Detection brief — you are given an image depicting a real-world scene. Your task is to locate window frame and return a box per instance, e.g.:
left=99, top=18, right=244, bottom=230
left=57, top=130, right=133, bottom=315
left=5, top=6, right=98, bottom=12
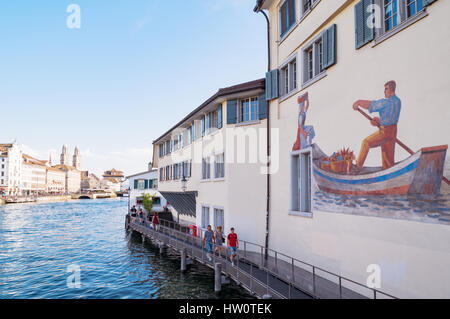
left=213, top=206, right=225, bottom=230
left=214, top=153, right=225, bottom=180
left=238, top=96, right=259, bottom=124
left=201, top=205, right=210, bottom=229
left=373, top=0, right=428, bottom=46
left=201, top=156, right=211, bottom=180
left=290, top=147, right=313, bottom=217
left=279, top=0, right=297, bottom=40
left=279, top=53, right=298, bottom=98
left=301, top=34, right=326, bottom=88
left=300, top=0, right=321, bottom=19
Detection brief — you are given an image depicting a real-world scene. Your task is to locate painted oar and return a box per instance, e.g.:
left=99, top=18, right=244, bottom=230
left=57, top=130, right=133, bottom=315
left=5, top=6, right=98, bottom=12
left=357, top=107, right=450, bottom=186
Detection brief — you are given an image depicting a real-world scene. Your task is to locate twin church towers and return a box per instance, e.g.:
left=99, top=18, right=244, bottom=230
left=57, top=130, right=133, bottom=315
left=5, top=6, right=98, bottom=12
left=60, top=145, right=81, bottom=170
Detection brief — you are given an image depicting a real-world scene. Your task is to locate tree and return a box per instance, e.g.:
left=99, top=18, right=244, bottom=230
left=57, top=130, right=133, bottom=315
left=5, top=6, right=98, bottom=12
left=141, top=193, right=153, bottom=213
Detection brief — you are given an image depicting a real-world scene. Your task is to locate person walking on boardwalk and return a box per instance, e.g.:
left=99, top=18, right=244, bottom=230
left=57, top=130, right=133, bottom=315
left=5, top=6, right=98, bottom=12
left=353, top=80, right=401, bottom=169
left=214, top=226, right=224, bottom=257
left=227, top=228, right=239, bottom=267
left=152, top=212, right=160, bottom=231
left=203, top=225, right=214, bottom=262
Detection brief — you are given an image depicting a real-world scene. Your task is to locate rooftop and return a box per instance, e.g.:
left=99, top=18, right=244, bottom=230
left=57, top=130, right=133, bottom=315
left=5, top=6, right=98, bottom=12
left=153, top=78, right=265, bottom=144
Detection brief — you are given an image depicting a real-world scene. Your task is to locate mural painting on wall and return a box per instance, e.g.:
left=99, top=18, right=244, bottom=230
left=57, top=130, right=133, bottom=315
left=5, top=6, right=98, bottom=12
left=294, top=81, right=450, bottom=225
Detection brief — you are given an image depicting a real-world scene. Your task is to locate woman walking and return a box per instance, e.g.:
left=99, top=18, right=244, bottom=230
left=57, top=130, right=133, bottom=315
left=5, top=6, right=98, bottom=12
left=214, top=226, right=224, bottom=258
left=152, top=212, right=160, bottom=231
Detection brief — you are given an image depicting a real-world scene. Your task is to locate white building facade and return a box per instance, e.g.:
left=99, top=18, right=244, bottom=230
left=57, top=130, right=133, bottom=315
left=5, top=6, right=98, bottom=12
left=126, top=169, right=166, bottom=212
left=253, top=0, right=450, bottom=298
left=0, top=142, right=23, bottom=196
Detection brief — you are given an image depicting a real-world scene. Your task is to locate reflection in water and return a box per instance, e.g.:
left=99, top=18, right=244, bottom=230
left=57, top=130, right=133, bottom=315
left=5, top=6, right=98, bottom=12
left=0, top=198, right=253, bottom=299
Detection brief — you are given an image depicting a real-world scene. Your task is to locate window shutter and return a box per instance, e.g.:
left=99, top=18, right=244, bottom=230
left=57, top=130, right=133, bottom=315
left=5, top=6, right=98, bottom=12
left=149, top=180, right=153, bottom=189
left=226, top=99, right=237, bottom=124
left=201, top=115, right=205, bottom=136
left=322, top=24, right=336, bottom=69
left=265, top=71, right=272, bottom=100
left=288, top=0, right=296, bottom=29
left=144, top=179, right=149, bottom=189
left=424, top=0, right=437, bottom=5
left=355, top=0, right=374, bottom=49
left=265, top=69, right=279, bottom=101
left=258, top=92, right=268, bottom=120
left=280, top=1, right=287, bottom=36
left=134, top=180, right=138, bottom=189
left=218, top=105, right=223, bottom=129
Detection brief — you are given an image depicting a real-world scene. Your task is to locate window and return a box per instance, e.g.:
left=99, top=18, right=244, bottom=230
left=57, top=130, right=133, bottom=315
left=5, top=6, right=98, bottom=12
left=302, top=0, right=320, bottom=13
left=406, top=0, right=424, bottom=17
left=138, top=179, right=145, bottom=190
left=153, top=197, right=161, bottom=206
left=280, top=57, right=297, bottom=96
left=152, top=179, right=158, bottom=189
left=214, top=208, right=224, bottom=229
left=384, top=0, right=399, bottom=31
left=302, top=38, right=324, bottom=84
left=159, top=168, right=164, bottom=181
left=202, top=157, right=211, bottom=180
left=239, top=97, right=259, bottom=123
left=201, top=206, right=210, bottom=229
left=173, top=164, right=179, bottom=180
left=214, top=153, right=225, bottom=179
left=280, top=0, right=296, bottom=37
left=182, top=160, right=192, bottom=178
left=291, top=150, right=312, bottom=214
left=357, top=0, right=430, bottom=47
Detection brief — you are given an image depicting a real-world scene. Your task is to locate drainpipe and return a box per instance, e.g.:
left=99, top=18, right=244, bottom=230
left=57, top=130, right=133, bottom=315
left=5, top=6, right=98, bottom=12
left=254, top=6, right=271, bottom=262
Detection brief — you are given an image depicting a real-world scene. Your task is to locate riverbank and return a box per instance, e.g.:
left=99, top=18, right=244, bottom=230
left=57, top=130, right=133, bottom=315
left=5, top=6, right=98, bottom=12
left=2, top=194, right=117, bottom=205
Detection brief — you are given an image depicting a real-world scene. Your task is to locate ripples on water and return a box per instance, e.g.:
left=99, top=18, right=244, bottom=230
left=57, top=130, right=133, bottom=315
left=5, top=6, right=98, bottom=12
left=0, top=198, right=253, bottom=299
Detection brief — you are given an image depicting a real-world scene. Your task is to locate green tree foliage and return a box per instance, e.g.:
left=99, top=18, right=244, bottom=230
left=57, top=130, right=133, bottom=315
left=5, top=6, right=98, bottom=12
left=141, top=193, right=153, bottom=213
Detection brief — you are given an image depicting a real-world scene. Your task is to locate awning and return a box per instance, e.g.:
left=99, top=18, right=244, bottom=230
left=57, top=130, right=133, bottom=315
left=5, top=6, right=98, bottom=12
left=159, top=191, right=198, bottom=217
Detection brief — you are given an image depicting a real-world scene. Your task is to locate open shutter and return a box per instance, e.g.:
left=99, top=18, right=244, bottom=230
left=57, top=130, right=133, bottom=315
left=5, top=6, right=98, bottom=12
left=144, top=179, right=149, bottom=189
left=288, top=0, right=295, bottom=29
left=258, top=92, right=268, bottom=120
left=322, top=24, right=336, bottom=69
left=149, top=180, right=153, bottom=189
left=424, top=0, right=437, bottom=5
left=280, top=1, right=287, bottom=36
left=134, top=180, right=138, bottom=189
left=226, top=99, right=237, bottom=124
left=201, top=115, right=205, bottom=136
left=265, top=69, right=279, bottom=100
left=218, top=105, right=223, bottom=129
left=355, top=0, right=374, bottom=49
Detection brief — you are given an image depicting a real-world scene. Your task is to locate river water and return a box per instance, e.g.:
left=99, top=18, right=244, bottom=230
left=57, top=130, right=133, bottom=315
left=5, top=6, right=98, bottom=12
left=0, top=198, right=252, bottom=299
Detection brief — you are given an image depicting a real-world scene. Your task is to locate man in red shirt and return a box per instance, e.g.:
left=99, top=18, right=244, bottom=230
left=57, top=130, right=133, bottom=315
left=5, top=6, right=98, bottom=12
left=227, top=228, right=239, bottom=267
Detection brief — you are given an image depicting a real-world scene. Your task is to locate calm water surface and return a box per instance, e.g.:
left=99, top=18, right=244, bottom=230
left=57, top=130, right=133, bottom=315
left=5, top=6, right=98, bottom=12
left=0, top=198, right=252, bottom=299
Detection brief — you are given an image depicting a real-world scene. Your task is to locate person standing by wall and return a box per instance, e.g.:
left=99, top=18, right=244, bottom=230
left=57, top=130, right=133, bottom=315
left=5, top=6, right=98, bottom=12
left=227, top=227, right=239, bottom=267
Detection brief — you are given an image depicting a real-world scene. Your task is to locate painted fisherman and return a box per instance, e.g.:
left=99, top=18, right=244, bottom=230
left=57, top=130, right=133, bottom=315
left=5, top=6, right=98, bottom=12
left=293, top=92, right=315, bottom=151
left=352, top=80, right=401, bottom=169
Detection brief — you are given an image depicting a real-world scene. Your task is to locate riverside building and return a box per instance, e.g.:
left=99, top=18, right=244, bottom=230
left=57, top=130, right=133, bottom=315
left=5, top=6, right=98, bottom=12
left=253, top=0, right=449, bottom=298
left=152, top=79, right=269, bottom=235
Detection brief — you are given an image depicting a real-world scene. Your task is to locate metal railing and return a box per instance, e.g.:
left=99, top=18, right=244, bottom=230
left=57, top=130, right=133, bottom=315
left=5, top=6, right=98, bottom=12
left=129, top=216, right=397, bottom=299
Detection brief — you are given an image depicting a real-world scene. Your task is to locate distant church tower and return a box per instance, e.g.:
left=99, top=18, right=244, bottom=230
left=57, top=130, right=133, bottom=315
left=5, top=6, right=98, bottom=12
left=73, top=146, right=81, bottom=170
left=60, top=145, right=70, bottom=165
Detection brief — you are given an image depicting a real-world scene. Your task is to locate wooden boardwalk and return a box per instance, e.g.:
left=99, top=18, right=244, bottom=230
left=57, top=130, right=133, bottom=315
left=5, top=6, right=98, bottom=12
left=126, top=218, right=396, bottom=299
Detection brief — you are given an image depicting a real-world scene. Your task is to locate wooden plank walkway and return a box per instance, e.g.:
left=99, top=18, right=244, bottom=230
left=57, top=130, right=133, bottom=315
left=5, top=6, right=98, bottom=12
left=127, top=218, right=396, bottom=299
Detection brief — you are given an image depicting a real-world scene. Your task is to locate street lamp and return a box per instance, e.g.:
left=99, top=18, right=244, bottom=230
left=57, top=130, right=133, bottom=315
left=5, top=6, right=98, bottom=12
left=181, top=174, right=187, bottom=192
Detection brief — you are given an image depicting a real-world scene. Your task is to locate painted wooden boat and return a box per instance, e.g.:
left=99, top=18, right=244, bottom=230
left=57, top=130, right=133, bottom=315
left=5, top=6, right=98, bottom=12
left=311, top=144, right=448, bottom=196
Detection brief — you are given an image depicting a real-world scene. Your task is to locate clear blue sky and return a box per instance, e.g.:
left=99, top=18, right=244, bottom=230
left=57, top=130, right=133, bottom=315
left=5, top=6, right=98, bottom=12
left=0, top=0, right=266, bottom=176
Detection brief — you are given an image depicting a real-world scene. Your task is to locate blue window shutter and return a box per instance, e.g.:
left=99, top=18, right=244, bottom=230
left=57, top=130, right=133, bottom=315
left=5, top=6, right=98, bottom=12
left=322, top=28, right=329, bottom=68
left=226, top=99, right=237, bottom=124
left=266, top=69, right=279, bottom=100
left=355, top=0, right=374, bottom=49
left=201, top=115, right=205, bottom=136
left=327, top=24, right=337, bottom=68
left=144, top=179, right=149, bottom=189
left=218, top=105, right=223, bottom=129
left=288, top=0, right=295, bottom=29
left=134, top=180, right=138, bottom=189
left=280, top=1, right=287, bottom=36
left=265, top=71, right=272, bottom=100
left=424, top=0, right=437, bottom=5
left=258, top=92, right=268, bottom=120
left=149, top=179, right=153, bottom=189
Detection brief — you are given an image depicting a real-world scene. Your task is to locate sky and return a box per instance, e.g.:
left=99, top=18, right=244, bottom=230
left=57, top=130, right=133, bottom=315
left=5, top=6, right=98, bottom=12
left=0, top=0, right=267, bottom=177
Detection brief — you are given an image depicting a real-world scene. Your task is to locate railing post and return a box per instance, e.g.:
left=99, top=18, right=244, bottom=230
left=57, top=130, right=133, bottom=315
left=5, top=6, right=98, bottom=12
left=313, top=266, right=316, bottom=297
left=339, top=277, right=342, bottom=299
left=289, top=283, right=291, bottom=299
left=374, top=290, right=376, bottom=300
left=244, top=242, right=247, bottom=258
left=181, top=248, right=187, bottom=272
left=260, top=246, right=263, bottom=268
left=291, top=258, right=295, bottom=282
left=249, top=262, right=253, bottom=292
left=275, top=251, right=278, bottom=272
